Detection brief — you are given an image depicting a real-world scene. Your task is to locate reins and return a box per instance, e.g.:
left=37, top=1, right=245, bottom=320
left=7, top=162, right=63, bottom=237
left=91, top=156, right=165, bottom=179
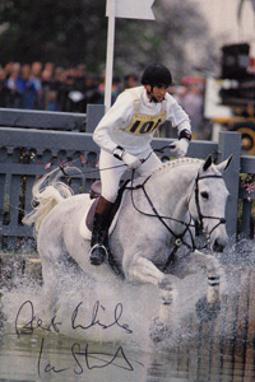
left=126, top=170, right=197, bottom=271
left=126, top=167, right=227, bottom=272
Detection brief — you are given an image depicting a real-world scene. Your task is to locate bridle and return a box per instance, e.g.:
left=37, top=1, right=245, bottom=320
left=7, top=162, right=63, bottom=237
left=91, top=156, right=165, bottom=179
left=127, top=169, right=227, bottom=272
left=193, top=173, right=226, bottom=236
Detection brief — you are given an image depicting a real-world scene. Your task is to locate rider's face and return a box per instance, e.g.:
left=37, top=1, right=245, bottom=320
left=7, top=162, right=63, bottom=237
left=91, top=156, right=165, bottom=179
left=145, top=84, right=169, bottom=102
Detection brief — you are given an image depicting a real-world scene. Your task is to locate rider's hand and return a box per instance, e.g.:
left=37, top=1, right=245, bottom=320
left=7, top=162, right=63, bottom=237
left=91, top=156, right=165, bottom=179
left=169, top=139, right=189, bottom=158
left=122, top=151, right=142, bottom=169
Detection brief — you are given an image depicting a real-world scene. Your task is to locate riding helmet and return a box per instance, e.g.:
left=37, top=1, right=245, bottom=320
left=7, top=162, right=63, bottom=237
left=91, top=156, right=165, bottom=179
left=141, top=64, right=172, bottom=87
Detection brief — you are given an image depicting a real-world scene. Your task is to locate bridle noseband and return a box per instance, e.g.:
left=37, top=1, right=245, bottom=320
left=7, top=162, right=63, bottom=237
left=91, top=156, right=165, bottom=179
left=193, top=173, right=226, bottom=236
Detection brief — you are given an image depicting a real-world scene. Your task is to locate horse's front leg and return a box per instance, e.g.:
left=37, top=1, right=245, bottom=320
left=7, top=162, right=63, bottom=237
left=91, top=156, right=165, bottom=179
left=123, top=253, right=179, bottom=336
left=123, top=254, right=164, bottom=286
left=193, top=250, right=221, bottom=305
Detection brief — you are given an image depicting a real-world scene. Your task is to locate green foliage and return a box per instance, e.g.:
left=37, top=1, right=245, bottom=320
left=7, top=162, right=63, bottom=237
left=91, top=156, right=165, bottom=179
left=0, top=0, right=214, bottom=77
left=0, top=0, right=107, bottom=69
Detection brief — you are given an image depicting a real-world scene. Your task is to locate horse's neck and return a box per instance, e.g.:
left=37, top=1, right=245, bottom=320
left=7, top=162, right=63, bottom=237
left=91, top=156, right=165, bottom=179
left=145, top=162, right=199, bottom=224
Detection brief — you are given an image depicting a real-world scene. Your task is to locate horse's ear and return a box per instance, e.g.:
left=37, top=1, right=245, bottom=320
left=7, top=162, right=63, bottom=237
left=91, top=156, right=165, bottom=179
left=216, top=155, right=233, bottom=173
left=202, top=155, right=213, bottom=172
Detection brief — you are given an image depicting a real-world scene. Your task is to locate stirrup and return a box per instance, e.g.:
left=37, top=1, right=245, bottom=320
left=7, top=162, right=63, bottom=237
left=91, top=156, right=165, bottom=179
left=89, top=243, right=108, bottom=266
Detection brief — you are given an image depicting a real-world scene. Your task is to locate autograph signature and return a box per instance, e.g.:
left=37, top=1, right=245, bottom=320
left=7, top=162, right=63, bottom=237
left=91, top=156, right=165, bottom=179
left=72, top=301, right=133, bottom=333
left=14, top=300, right=139, bottom=377
left=37, top=337, right=140, bottom=376
left=15, top=300, right=133, bottom=336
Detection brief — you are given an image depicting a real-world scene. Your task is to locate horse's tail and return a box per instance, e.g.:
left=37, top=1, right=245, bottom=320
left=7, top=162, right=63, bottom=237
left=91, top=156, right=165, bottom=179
left=22, top=166, right=80, bottom=235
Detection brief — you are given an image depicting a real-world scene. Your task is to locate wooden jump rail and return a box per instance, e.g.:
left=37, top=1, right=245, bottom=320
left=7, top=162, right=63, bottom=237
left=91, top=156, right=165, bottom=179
left=0, top=105, right=254, bottom=251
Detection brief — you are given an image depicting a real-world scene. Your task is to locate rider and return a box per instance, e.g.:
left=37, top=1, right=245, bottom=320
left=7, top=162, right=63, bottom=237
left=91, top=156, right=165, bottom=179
left=90, top=63, right=192, bottom=265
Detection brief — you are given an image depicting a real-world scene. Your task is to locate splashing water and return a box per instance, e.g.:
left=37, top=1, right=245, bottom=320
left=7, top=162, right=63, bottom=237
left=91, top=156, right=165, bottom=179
left=0, top=239, right=255, bottom=381
left=1, top=239, right=255, bottom=344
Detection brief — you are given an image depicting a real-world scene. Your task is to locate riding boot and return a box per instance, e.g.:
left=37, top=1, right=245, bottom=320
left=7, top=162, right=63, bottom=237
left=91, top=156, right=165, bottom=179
left=90, top=196, right=114, bottom=266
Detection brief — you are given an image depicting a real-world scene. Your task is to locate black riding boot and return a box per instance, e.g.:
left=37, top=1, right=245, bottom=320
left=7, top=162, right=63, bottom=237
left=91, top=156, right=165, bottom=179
left=90, top=196, right=114, bottom=266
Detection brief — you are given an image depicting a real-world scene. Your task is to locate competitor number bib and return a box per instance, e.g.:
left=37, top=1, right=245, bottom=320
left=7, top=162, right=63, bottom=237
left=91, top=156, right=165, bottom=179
left=125, top=111, right=167, bottom=135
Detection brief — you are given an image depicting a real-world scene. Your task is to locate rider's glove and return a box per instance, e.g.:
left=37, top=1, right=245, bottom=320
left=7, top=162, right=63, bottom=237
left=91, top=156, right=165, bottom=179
left=113, top=146, right=142, bottom=169
left=169, top=138, right=189, bottom=158
left=169, top=129, right=191, bottom=158
left=122, top=152, right=142, bottom=169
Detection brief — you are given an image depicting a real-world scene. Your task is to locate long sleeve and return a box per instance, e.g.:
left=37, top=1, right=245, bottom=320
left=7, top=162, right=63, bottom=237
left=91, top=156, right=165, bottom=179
left=93, top=91, right=134, bottom=154
left=166, top=96, right=192, bottom=136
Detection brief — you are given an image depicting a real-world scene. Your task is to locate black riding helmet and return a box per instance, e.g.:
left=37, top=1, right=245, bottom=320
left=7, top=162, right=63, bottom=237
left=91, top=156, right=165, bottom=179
left=141, top=64, right=172, bottom=87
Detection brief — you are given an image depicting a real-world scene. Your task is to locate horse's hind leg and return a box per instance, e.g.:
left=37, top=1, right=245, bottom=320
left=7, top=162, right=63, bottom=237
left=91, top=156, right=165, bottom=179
left=39, top=246, right=64, bottom=319
left=41, top=260, right=58, bottom=316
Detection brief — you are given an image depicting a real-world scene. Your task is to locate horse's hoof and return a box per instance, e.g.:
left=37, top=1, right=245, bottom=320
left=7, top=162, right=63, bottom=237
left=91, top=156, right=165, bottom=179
left=196, top=296, right=221, bottom=322
left=149, top=317, right=172, bottom=343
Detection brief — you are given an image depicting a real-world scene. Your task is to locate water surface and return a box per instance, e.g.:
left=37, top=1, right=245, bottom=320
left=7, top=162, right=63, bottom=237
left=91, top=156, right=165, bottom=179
left=0, top=239, right=255, bottom=382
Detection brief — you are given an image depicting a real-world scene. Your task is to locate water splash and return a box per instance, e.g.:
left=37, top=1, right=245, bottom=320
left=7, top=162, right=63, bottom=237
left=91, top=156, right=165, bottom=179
left=1, top=238, right=255, bottom=351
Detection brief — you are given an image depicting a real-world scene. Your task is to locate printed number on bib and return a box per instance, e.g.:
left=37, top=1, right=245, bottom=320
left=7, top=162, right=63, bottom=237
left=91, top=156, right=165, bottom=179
left=126, top=112, right=166, bottom=135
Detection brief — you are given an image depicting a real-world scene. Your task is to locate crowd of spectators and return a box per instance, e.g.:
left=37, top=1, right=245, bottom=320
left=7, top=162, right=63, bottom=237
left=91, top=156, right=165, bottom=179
left=173, top=76, right=205, bottom=139
left=0, top=61, right=140, bottom=113
left=0, top=61, right=206, bottom=137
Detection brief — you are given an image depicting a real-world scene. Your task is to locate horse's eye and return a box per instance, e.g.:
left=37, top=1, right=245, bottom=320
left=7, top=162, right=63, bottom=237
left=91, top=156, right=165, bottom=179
left=201, top=191, right=209, bottom=199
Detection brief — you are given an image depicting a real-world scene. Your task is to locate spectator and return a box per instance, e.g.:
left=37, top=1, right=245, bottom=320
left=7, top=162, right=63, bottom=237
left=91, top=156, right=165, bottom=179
left=63, top=68, right=86, bottom=112
left=123, top=73, right=139, bottom=89
left=111, top=76, right=122, bottom=103
left=84, top=75, right=101, bottom=105
left=97, top=75, right=105, bottom=104
left=5, top=62, right=22, bottom=108
left=15, top=64, right=39, bottom=109
left=97, top=73, right=122, bottom=105
left=54, top=66, right=66, bottom=111
left=41, top=66, right=58, bottom=111
left=31, top=61, right=43, bottom=107
left=0, top=61, right=206, bottom=122
left=0, top=68, right=10, bottom=107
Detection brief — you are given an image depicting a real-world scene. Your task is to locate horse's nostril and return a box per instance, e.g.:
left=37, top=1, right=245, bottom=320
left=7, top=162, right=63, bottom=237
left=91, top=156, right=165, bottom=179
left=213, top=239, right=225, bottom=253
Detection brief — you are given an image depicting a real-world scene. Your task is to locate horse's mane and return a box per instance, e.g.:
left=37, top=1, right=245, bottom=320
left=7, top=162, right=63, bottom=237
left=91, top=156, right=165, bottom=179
left=150, top=157, right=203, bottom=178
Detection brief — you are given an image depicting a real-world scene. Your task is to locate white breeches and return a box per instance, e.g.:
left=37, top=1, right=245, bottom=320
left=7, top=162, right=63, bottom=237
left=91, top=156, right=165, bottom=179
left=99, top=149, right=162, bottom=202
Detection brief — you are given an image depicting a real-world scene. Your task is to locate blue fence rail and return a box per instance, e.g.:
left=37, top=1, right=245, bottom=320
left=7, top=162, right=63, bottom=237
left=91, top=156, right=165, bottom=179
left=0, top=106, right=254, bottom=250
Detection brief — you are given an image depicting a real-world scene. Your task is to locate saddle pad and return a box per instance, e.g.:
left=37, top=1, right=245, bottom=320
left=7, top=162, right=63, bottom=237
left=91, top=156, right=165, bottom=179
left=86, top=198, right=99, bottom=231
left=79, top=197, right=124, bottom=241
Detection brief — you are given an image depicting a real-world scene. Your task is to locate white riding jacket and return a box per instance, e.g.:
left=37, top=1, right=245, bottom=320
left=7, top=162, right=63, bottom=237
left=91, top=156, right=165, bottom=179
left=93, top=86, right=191, bottom=156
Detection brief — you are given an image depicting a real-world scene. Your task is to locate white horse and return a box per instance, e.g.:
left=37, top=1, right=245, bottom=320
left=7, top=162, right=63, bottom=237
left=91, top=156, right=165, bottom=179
left=23, top=155, right=231, bottom=328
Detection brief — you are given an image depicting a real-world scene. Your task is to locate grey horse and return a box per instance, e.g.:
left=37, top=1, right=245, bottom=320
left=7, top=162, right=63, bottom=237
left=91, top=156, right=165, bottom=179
left=23, top=155, right=231, bottom=330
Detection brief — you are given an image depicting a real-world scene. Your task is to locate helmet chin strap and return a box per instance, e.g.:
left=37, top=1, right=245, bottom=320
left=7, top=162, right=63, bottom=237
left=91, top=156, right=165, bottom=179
left=146, top=87, right=161, bottom=103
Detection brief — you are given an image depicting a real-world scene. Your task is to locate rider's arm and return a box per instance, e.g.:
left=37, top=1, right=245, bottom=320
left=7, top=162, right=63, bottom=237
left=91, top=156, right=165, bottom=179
left=165, top=95, right=192, bottom=140
left=93, top=91, right=133, bottom=154
left=166, top=96, right=192, bottom=157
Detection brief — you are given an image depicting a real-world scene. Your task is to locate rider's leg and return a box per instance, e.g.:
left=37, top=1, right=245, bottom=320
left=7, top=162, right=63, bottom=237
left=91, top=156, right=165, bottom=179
left=90, top=196, right=114, bottom=265
left=90, top=150, right=161, bottom=265
left=90, top=149, right=126, bottom=265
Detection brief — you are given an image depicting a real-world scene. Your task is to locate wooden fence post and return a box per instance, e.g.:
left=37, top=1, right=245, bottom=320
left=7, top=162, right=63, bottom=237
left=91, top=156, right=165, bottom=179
left=218, top=131, right=241, bottom=238
left=86, top=104, right=105, bottom=133
left=239, top=156, right=255, bottom=238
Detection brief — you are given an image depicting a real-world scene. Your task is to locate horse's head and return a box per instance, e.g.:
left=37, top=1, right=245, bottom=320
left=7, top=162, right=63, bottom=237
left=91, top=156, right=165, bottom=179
left=189, top=155, right=232, bottom=252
